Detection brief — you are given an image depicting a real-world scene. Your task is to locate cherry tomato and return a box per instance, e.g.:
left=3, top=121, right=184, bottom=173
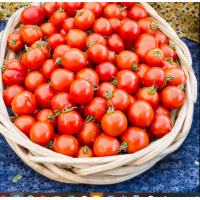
left=70, top=79, right=94, bottom=104
left=149, top=114, right=172, bottom=137
left=138, top=18, right=158, bottom=34
left=48, top=33, right=66, bottom=49
left=63, top=18, right=76, bottom=34
left=125, top=40, right=135, bottom=50
left=83, top=2, right=102, bottom=18
left=86, top=33, right=107, bottom=47
left=108, top=18, right=121, bottom=34
left=31, top=106, right=42, bottom=119
left=14, top=115, right=36, bottom=137
left=40, top=23, right=58, bottom=37
left=93, top=133, right=121, bottom=157
left=121, top=8, right=128, bottom=19
left=160, top=44, right=177, bottom=62
left=46, top=133, right=60, bottom=151
left=142, top=127, right=155, bottom=143
left=107, top=34, right=125, bottom=54
left=42, top=2, right=57, bottom=19
left=54, top=134, right=79, bottom=157
left=154, top=104, right=171, bottom=117
left=119, top=20, right=140, bottom=40
left=2, top=59, right=27, bottom=86
left=127, top=100, right=154, bottom=127
left=121, top=127, right=149, bottom=153
left=75, top=146, right=94, bottom=158
left=7, top=33, right=24, bottom=51
left=50, top=69, right=74, bottom=92
left=55, top=2, right=65, bottom=9
left=128, top=4, right=147, bottom=21
left=93, top=17, right=113, bottom=36
left=160, top=59, right=175, bottom=71
left=129, top=95, right=136, bottom=103
left=153, top=31, right=168, bottom=45
left=116, top=50, right=139, bottom=70
left=120, top=2, right=136, bottom=9
left=34, top=83, right=56, bottom=108
left=64, top=2, right=84, bottom=16
left=12, top=91, right=37, bottom=115
left=59, top=28, right=67, bottom=35
left=116, top=70, right=139, bottom=94
left=84, top=52, right=95, bottom=68
left=161, top=86, right=185, bottom=109
left=107, top=50, right=117, bottom=64
left=62, top=48, right=86, bottom=72
left=98, top=2, right=109, bottom=10
left=103, top=4, right=121, bottom=19
left=21, top=6, right=45, bottom=25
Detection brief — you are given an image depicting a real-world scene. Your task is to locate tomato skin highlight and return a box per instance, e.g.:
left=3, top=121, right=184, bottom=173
left=86, top=33, right=107, bottom=47
left=48, top=33, right=66, bottom=50
left=75, top=146, right=95, bottom=158
left=40, top=23, right=58, bottom=37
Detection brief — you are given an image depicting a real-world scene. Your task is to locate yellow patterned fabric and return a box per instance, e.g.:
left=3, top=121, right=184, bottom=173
left=0, top=2, right=199, bottom=43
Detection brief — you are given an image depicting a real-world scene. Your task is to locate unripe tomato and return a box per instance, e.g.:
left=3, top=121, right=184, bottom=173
left=75, top=146, right=95, bottom=158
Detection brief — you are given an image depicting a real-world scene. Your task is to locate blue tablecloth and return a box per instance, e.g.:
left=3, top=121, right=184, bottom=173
left=0, top=18, right=199, bottom=193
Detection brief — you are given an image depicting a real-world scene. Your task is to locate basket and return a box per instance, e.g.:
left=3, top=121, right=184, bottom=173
left=0, top=2, right=197, bottom=184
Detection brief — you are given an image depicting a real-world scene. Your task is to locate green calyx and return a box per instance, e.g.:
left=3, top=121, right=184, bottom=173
left=43, top=36, right=48, bottom=42
left=120, top=21, right=124, bottom=24
left=166, top=75, right=174, bottom=82
left=132, top=64, right=139, bottom=71
left=148, top=82, right=157, bottom=94
left=177, top=84, right=184, bottom=91
left=85, top=115, right=96, bottom=123
left=130, top=46, right=135, bottom=52
left=96, top=122, right=101, bottom=129
left=33, top=25, right=40, bottom=31
left=48, top=113, right=55, bottom=120
left=120, top=142, right=128, bottom=151
left=55, top=57, right=62, bottom=65
left=154, top=50, right=161, bottom=57
left=62, top=105, right=77, bottom=113
left=10, top=39, right=17, bottom=46
left=35, top=40, right=49, bottom=48
left=49, top=82, right=53, bottom=87
left=86, top=29, right=93, bottom=35
left=25, top=44, right=31, bottom=52
left=169, top=44, right=176, bottom=50
left=87, top=41, right=93, bottom=48
left=111, top=77, right=118, bottom=87
left=105, top=91, right=113, bottom=99
left=46, top=140, right=53, bottom=148
left=54, top=109, right=61, bottom=117
left=120, top=6, right=127, bottom=12
left=58, top=7, right=65, bottom=12
left=76, top=10, right=83, bottom=16
left=166, top=57, right=173, bottom=63
left=1, top=65, right=6, bottom=73
left=115, top=54, right=118, bottom=58
left=107, top=102, right=115, bottom=114
left=151, top=23, right=158, bottom=30
left=85, top=50, right=88, bottom=56
left=83, top=146, right=89, bottom=154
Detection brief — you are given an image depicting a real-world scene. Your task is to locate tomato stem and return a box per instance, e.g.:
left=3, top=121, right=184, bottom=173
left=76, top=10, right=83, bottom=16
left=169, top=43, right=176, bottom=50
left=54, top=109, right=61, bottom=117
left=62, top=105, right=77, bottom=113
left=115, top=54, right=118, bottom=58
left=48, top=113, right=55, bottom=120
left=151, top=23, right=158, bottom=30
left=130, top=46, right=135, bottom=52
left=46, top=140, right=53, bottom=148
left=55, top=57, right=62, bottom=65
left=35, top=40, right=49, bottom=48
left=87, top=41, right=93, bottom=48
left=119, top=142, right=128, bottom=151
left=1, top=65, right=5, bottom=73
left=85, top=115, right=96, bottom=123
left=120, top=6, right=127, bottom=12
left=33, top=25, right=40, bottom=31
left=10, top=39, right=17, bottom=46
left=148, top=82, right=157, bottom=94
left=58, top=7, right=65, bottom=12
left=96, top=122, right=101, bottom=129
left=43, top=36, right=48, bottom=42
left=104, top=36, right=109, bottom=39
left=166, top=57, right=173, bottom=63
left=177, top=84, right=184, bottom=91
left=83, top=146, right=89, bottom=154
left=49, top=82, right=53, bottom=87
left=25, top=44, right=31, bottom=52
left=132, top=64, right=139, bottom=71
left=105, top=91, right=113, bottom=99
left=86, top=29, right=93, bottom=35
left=111, top=76, right=118, bottom=87
left=107, top=101, right=115, bottom=114
left=154, top=50, right=161, bottom=57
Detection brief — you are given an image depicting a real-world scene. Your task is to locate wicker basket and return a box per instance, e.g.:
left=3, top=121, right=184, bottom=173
left=0, top=2, right=197, bottom=184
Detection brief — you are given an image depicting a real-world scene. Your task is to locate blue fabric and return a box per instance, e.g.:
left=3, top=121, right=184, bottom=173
left=0, top=19, right=199, bottom=193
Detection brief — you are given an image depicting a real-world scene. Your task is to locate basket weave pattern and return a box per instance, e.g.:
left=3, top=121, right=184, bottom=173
left=0, top=2, right=197, bottom=184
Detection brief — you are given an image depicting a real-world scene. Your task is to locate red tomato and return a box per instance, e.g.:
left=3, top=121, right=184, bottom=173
left=75, top=146, right=94, bottom=158
left=66, top=29, right=88, bottom=50
left=48, top=33, right=66, bottom=49
left=120, top=2, right=136, bottom=9
left=84, top=52, right=95, bottom=68
left=103, top=4, right=121, bottom=19
left=128, top=4, right=147, bottom=21
left=107, top=34, right=125, bottom=54
left=108, top=18, right=121, bottom=34
left=22, top=48, right=45, bottom=70
left=160, top=44, right=177, bottom=62
left=161, top=86, right=185, bottom=109
left=107, top=50, right=117, bottom=64
left=12, top=91, right=37, bottom=115
left=142, top=127, right=155, bottom=143
left=62, top=48, right=86, bottom=72
left=63, top=18, right=76, bottom=34
left=154, top=104, right=171, bottom=118
left=121, top=127, right=149, bottom=153
left=55, top=2, right=65, bottom=9
left=46, top=133, right=60, bottom=151
left=116, top=70, right=139, bottom=94
left=31, top=106, right=42, bottom=119
left=86, top=33, right=107, bottom=47
left=153, top=32, right=168, bottom=45
left=25, top=71, right=47, bottom=93
left=7, top=33, right=24, bottom=51
left=98, top=2, right=109, bottom=10
left=93, top=133, right=121, bottom=157
left=125, top=40, right=135, bottom=50
left=59, top=28, right=67, bottom=35
left=70, top=79, right=94, bottom=104
left=119, top=20, right=140, bottom=40
left=116, top=50, right=139, bottom=70
left=129, top=95, right=136, bottom=104
left=34, top=83, right=56, bottom=108
left=95, top=62, right=117, bottom=82
left=77, top=121, right=100, bottom=146
left=42, top=2, right=57, bottom=19
left=93, top=17, right=113, bottom=36
left=143, top=67, right=165, bottom=88
left=138, top=18, right=158, bottom=34
left=83, top=2, right=102, bottom=18
left=64, top=2, right=84, bottom=16
left=40, top=23, right=58, bottom=38
left=127, top=100, right=154, bottom=127
left=50, top=69, right=74, bottom=92
left=41, top=59, right=60, bottom=79
left=149, top=114, right=172, bottom=137
left=160, top=59, right=175, bottom=71
left=171, top=62, right=179, bottom=69
left=21, top=6, right=45, bottom=25
left=54, top=134, right=79, bottom=157
left=2, top=59, right=27, bottom=86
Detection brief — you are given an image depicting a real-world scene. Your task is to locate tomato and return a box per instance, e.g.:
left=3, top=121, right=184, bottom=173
left=41, top=59, right=60, bottom=79
left=137, top=86, right=159, bottom=108
left=142, top=127, right=155, bottom=143
left=42, top=2, right=57, bottom=19
left=21, top=6, right=45, bottom=25
left=93, top=133, right=121, bottom=157
left=108, top=18, right=121, bottom=34
left=54, top=135, right=79, bottom=157
left=116, top=70, right=139, bottom=94
left=128, top=4, right=147, bottom=21
left=31, top=106, right=42, bottom=119
left=50, top=69, right=74, bottom=92
left=171, top=62, right=179, bottom=69
left=125, top=40, right=135, bottom=50
left=127, top=100, right=154, bottom=127
left=77, top=121, right=100, bottom=146
left=107, top=34, right=125, bottom=54
left=40, top=23, right=58, bottom=38
left=55, top=2, right=65, bottom=9
left=70, top=79, right=94, bottom=104
left=62, top=48, right=86, bottom=72
left=121, top=127, right=149, bottom=153
left=66, top=29, right=88, bottom=50
left=46, top=133, right=60, bottom=151
left=87, top=43, right=109, bottom=64
left=59, top=28, right=67, bottom=35
left=25, top=71, right=47, bottom=93
left=57, top=109, right=83, bottom=135
left=138, top=18, right=158, bottom=34
left=83, top=2, right=102, bottom=18
left=93, top=17, right=113, bottom=36
left=107, top=50, right=117, bottom=64
left=153, top=31, right=168, bottom=45
left=52, top=44, right=71, bottom=64
left=120, top=2, right=136, bottom=9
left=30, top=121, right=54, bottom=146
left=95, top=62, right=117, bottom=82
left=103, top=4, right=121, bottom=19
left=14, top=115, right=36, bottom=137
left=119, top=20, right=140, bottom=40
left=63, top=18, right=76, bottom=34
left=75, top=146, right=94, bottom=158
left=12, top=91, right=37, bottom=115
left=98, top=2, right=109, bottom=10
left=160, top=59, right=175, bottom=71
left=149, top=114, right=172, bottom=137
left=84, top=52, right=95, bottom=68
left=34, top=83, right=56, bottom=108
left=22, top=48, right=45, bottom=70
left=64, top=2, right=84, bottom=16
left=76, top=68, right=99, bottom=85
left=129, top=95, right=136, bottom=104
left=154, top=104, right=171, bottom=118
left=121, top=8, right=128, bottom=19
left=48, top=33, right=66, bottom=49
left=161, top=86, right=185, bottom=109
left=2, top=59, right=27, bottom=86
left=21, top=25, right=43, bottom=45
left=143, top=67, right=165, bottom=88
left=160, top=44, right=177, bottom=62
left=7, top=33, right=24, bottom=51
left=144, top=48, right=165, bottom=67
left=86, top=33, right=107, bottom=47
left=116, top=50, right=139, bottom=70
left=50, top=8, right=69, bottom=29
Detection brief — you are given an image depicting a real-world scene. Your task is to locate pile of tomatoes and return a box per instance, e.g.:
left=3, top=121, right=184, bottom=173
left=3, top=2, right=187, bottom=158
